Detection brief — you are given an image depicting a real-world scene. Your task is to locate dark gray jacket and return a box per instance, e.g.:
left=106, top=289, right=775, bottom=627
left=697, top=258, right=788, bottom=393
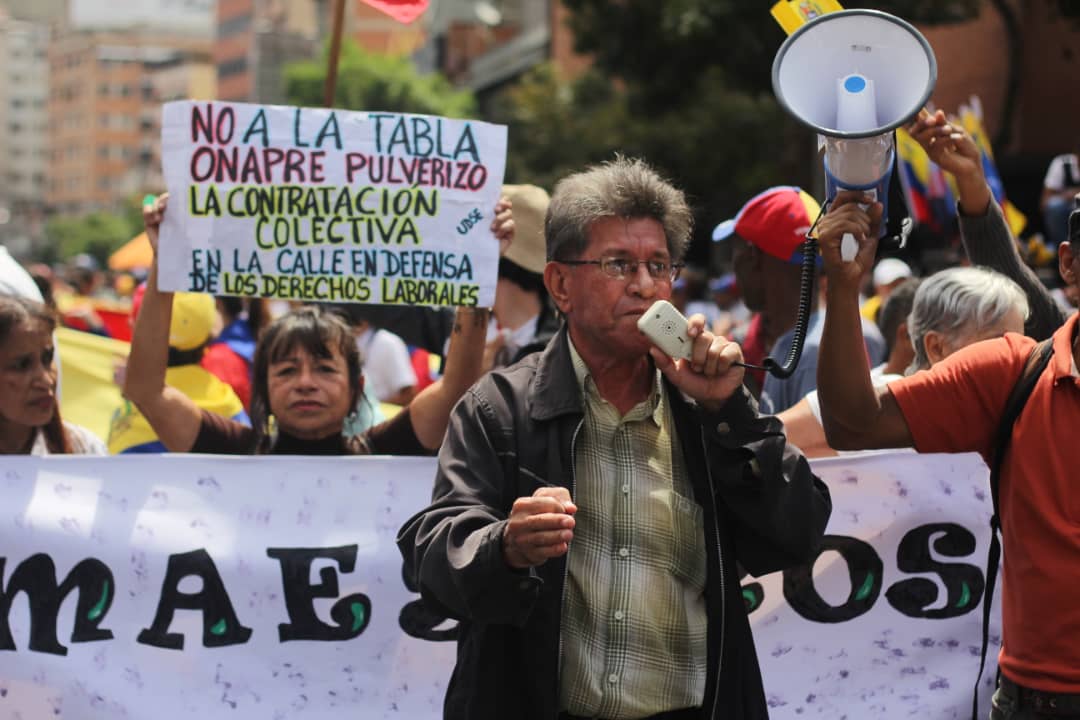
left=959, top=199, right=1066, bottom=340
left=397, top=327, right=831, bottom=720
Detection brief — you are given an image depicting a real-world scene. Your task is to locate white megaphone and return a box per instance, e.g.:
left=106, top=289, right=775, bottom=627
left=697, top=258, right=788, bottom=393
left=772, top=9, right=937, bottom=261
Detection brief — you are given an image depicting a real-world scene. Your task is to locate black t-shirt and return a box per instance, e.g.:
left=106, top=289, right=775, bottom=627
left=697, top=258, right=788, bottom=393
left=191, top=406, right=428, bottom=456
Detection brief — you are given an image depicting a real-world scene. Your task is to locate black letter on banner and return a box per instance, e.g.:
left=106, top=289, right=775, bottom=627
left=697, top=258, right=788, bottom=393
left=782, top=535, right=883, bottom=623
left=136, top=549, right=252, bottom=650
left=886, top=523, right=984, bottom=619
left=0, top=555, right=114, bottom=655
left=266, top=546, right=371, bottom=642
left=398, top=566, right=458, bottom=642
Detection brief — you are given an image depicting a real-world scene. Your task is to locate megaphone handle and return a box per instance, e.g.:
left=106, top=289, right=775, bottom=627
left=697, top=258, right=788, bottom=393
left=840, top=199, right=873, bottom=262
left=841, top=233, right=858, bottom=262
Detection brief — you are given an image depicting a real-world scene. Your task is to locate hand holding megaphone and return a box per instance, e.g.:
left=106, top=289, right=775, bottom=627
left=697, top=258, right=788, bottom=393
left=839, top=187, right=877, bottom=263
left=816, top=191, right=882, bottom=280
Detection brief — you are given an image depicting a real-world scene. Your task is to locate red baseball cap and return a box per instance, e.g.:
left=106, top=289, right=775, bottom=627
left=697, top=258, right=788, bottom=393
left=712, top=186, right=821, bottom=264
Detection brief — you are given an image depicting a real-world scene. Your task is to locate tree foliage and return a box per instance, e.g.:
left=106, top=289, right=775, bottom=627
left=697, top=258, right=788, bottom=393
left=284, top=40, right=476, bottom=117
left=496, top=2, right=984, bottom=258
left=491, top=63, right=808, bottom=264
left=491, top=64, right=636, bottom=192
left=44, top=209, right=140, bottom=267
left=562, top=0, right=982, bottom=103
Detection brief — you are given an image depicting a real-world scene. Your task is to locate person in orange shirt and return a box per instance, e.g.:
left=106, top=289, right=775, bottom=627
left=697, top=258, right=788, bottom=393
left=816, top=184, right=1080, bottom=719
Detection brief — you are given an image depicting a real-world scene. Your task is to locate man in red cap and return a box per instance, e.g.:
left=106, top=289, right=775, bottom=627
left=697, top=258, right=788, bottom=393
left=714, top=186, right=885, bottom=413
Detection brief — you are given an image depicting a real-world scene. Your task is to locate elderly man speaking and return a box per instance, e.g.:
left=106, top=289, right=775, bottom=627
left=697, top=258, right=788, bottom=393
left=399, top=156, right=830, bottom=720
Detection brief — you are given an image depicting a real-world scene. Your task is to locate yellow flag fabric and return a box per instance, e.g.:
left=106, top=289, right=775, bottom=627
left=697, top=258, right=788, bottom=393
left=860, top=294, right=884, bottom=323
left=108, top=364, right=248, bottom=454
left=56, top=328, right=129, bottom=442
left=770, top=0, right=844, bottom=35
left=55, top=328, right=249, bottom=453
left=896, top=127, right=933, bottom=190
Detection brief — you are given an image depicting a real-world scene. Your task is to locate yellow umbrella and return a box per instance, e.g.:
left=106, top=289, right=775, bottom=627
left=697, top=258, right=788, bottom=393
left=108, top=232, right=153, bottom=271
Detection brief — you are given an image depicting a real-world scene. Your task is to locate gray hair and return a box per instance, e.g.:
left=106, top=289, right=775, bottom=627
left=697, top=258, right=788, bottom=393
left=545, top=156, right=693, bottom=262
left=907, top=266, right=1029, bottom=372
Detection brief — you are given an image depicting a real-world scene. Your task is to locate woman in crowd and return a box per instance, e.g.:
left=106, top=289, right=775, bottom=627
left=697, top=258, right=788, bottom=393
left=780, top=266, right=1029, bottom=457
left=124, top=193, right=511, bottom=455
left=0, top=295, right=106, bottom=454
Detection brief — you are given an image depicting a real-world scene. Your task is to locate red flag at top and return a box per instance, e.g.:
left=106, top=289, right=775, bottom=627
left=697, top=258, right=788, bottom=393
left=360, top=0, right=429, bottom=24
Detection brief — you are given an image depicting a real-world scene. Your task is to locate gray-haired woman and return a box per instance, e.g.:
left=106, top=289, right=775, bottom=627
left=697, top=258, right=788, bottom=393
left=781, top=265, right=1028, bottom=457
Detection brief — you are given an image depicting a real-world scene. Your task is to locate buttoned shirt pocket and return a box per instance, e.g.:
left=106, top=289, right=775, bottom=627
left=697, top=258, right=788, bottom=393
left=665, top=489, right=707, bottom=593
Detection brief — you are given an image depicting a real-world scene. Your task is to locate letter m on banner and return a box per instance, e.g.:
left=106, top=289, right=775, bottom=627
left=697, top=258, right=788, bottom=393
left=0, top=555, right=115, bottom=655
left=360, top=0, right=429, bottom=24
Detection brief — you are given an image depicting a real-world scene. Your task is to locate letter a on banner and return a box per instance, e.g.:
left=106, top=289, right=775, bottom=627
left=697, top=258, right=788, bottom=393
left=360, top=0, right=429, bottom=24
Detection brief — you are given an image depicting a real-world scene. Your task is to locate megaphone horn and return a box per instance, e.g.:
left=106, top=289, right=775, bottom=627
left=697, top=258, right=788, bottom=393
left=773, top=9, right=937, bottom=261
left=772, top=9, right=937, bottom=139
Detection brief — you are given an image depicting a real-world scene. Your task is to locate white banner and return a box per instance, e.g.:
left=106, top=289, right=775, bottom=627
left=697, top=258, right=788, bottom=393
left=0, top=455, right=455, bottom=719
left=0, top=452, right=998, bottom=718
left=158, top=101, right=508, bottom=307
left=754, top=451, right=999, bottom=719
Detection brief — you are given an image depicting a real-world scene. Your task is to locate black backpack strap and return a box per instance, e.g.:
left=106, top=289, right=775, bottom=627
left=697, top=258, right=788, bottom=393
left=973, top=337, right=1054, bottom=719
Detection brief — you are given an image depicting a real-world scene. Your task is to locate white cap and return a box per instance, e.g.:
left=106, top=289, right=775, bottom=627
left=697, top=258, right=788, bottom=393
left=873, top=258, right=912, bottom=288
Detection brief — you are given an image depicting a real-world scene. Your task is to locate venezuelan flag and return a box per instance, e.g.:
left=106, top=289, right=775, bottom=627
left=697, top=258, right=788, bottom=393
left=896, top=127, right=934, bottom=227
left=108, top=365, right=249, bottom=454
left=957, top=101, right=1027, bottom=236
left=770, top=0, right=844, bottom=35
left=896, top=127, right=957, bottom=234
left=57, top=323, right=250, bottom=454
left=56, top=328, right=129, bottom=442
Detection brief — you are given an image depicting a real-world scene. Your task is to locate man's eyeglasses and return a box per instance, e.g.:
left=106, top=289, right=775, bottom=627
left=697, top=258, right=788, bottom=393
left=558, top=257, right=684, bottom=282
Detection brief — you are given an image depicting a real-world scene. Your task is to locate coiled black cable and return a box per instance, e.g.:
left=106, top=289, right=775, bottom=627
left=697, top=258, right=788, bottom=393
left=735, top=200, right=829, bottom=378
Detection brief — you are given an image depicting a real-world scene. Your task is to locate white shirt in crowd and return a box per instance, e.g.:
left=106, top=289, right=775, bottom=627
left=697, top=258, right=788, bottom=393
left=30, top=422, right=107, bottom=455
left=804, top=364, right=911, bottom=457
left=485, top=314, right=540, bottom=363
left=357, top=327, right=417, bottom=403
left=1043, top=153, right=1080, bottom=191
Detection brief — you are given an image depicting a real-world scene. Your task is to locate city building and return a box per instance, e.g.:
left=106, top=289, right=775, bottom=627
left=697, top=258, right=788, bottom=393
left=216, top=0, right=325, bottom=103
left=416, top=0, right=587, bottom=98
left=350, top=0, right=426, bottom=56
left=0, top=0, right=64, bottom=25
left=47, top=29, right=211, bottom=215
left=216, top=0, right=427, bottom=105
left=0, top=10, right=50, bottom=256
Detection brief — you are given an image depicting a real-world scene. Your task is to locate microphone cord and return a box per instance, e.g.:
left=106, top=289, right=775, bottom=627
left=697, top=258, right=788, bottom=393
left=734, top=199, right=830, bottom=378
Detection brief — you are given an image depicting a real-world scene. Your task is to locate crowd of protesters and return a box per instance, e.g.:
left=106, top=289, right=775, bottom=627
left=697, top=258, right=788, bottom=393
left=3, top=101, right=1080, bottom=720
left=3, top=117, right=1076, bottom=462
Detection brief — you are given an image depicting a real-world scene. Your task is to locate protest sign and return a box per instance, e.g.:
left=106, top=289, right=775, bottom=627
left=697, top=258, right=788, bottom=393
left=0, top=452, right=998, bottom=719
left=157, top=101, right=507, bottom=307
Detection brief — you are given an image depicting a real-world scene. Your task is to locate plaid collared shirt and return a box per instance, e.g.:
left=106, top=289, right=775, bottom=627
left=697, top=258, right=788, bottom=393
left=559, top=341, right=708, bottom=719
